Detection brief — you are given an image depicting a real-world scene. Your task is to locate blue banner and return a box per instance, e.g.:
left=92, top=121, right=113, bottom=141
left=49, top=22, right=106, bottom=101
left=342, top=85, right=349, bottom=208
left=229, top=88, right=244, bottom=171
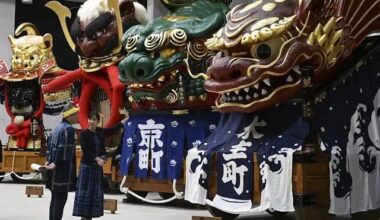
left=120, top=111, right=220, bottom=180
left=185, top=103, right=309, bottom=213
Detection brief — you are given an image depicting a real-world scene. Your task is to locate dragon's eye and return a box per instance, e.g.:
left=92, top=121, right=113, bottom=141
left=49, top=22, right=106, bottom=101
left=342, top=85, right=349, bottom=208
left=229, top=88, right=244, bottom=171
left=30, top=54, right=39, bottom=61
left=125, top=35, right=140, bottom=52
left=256, top=44, right=271, bottom=59
left=145, top=32, right=165, bottom=51
left=250, top=38, right=284, bottom=62
left=169, top=29, right=187, bottom=47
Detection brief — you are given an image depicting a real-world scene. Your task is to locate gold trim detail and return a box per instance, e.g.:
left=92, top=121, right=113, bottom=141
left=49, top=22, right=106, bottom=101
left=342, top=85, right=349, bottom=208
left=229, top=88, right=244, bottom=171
left=15, top=23, right=40, bottom=36
left=307, top=17, right=344, bottom=68
left=240, top=1, right=263, bottom=13
left=8, top=138, right=41, bottom=150
left=45, top=1, right=76, bottom=52
left=79, top=53, right=124, bottom=72
left=43, top=89, right=71, bottom=102
left=62, top=106, right=79, bottom=118
left=262, top=3, right=277, bottom=12
left=172, top=109, right=189, bottom=115
left=206, top=15, right=296, bottom=50
left=108, top=0, right=123, bottom=54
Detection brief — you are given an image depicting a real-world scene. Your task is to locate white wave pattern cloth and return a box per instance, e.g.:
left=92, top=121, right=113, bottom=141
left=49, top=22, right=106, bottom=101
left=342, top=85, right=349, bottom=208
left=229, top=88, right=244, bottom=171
left=329, top=92, right=380, bottom=214
left=251, top=147, right=298, bottom=213
left=329, top=150, right=380, bottom=214
left=184, top=148, right=208, bottom=205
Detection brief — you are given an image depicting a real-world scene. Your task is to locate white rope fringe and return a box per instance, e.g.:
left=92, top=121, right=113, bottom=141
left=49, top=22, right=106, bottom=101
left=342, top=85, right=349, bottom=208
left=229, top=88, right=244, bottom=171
left=0, top=150, right=40, bottom=180
left=119, top=175, right=184, bottom=204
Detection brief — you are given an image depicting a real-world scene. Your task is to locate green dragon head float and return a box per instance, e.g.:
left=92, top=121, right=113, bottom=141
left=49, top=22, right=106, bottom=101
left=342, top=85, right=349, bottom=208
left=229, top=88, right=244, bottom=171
left=204, top=0, right=380, bottom=113
left=118, top=0, right=230, bottom=110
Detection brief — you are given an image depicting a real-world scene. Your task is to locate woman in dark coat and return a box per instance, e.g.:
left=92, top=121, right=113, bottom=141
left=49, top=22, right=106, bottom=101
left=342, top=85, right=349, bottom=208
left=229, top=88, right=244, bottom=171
left=73, top=111, right=127, bottom=220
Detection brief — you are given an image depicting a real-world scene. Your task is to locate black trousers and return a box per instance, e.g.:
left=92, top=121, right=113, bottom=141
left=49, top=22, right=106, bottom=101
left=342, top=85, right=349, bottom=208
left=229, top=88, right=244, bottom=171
left=49, top=190, right=68, bottom=220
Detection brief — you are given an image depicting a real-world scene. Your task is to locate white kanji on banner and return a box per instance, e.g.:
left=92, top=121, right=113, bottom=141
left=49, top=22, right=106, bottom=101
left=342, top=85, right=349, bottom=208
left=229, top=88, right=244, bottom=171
left=138, top=119, right=165, bottom=173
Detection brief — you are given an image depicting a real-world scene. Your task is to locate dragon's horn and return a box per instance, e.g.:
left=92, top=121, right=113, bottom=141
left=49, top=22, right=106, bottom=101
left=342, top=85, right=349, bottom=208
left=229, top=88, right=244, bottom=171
left=45, top=1, right=76, bottom=52
left=15, top=22, right=40, bottom=37
left=108, top=0, right=123, bottom=54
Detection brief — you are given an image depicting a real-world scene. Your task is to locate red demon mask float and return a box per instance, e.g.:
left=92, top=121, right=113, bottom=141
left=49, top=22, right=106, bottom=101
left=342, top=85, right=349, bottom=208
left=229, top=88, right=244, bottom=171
left=205, top=0, right=380, bottom=113
left=0, top=23, right=65, bottom=149
left=42, top=0, right=148, bottom=128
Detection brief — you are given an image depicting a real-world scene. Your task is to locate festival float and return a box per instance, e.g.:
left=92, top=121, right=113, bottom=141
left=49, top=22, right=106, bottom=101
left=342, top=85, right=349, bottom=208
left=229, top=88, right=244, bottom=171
left=183, top=0, right=380, bottom=219
left=117, top=0, right=230, bottom=203
left=41, top=0, right=148, bottom=189
left=1, top=0, right=379, bottom=219
left=0, top=22, right=69, bottom=182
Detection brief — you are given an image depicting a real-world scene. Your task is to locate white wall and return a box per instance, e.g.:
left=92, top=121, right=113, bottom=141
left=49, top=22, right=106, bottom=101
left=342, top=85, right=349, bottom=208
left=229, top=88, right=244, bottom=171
left=0, top=0, right=15, bottom=144
left=147, top=0, right=167, bottom=19
left=0, top=0, right=15, bottom=65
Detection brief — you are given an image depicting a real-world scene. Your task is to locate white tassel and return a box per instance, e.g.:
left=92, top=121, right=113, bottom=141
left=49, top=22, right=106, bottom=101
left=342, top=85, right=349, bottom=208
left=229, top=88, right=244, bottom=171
left=133, top=2, right=149, bottom=25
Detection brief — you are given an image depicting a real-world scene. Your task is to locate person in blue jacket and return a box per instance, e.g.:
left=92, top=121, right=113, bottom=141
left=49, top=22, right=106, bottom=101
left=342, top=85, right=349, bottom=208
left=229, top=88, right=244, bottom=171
left=45, top=103, right=79, bottom=220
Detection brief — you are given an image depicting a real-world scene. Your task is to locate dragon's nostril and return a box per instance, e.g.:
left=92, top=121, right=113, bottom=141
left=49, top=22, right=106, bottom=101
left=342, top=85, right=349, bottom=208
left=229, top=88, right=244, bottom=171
left=136, top=68, right=145, bottom=77
left=220, top=50, right=228, bottom=58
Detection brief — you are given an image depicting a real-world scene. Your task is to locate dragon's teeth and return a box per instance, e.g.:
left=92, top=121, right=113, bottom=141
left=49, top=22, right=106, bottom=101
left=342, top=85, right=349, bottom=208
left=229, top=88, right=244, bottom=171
left=286, top=75, right=293, bottom=82
left=244, top=88, right=249, bottom=93
left=254, top=93, right=259, bottom=98
left=254, top=84, right=259, bottom=89
left=293, top=65, right=301, bottom=75
left=158, top=75, right=166, bottom=82
left=263, top=78, right=271, bottom=86
left=261, top=89, right=268, bottom=95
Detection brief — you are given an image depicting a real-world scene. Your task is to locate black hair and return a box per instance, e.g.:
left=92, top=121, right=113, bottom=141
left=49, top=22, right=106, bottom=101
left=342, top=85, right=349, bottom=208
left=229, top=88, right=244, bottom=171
left=89, top=111, right=100, bottom=121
